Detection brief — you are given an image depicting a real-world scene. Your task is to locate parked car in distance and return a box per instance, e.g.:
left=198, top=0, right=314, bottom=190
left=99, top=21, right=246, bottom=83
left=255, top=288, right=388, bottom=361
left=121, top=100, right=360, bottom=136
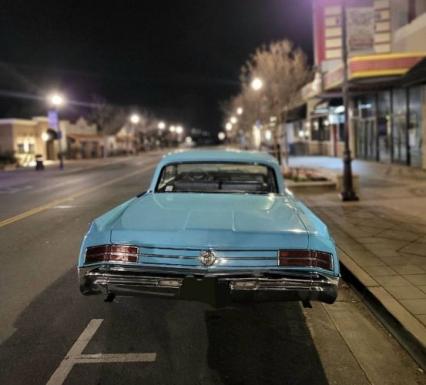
left=78, top=149, right=339, bottom=306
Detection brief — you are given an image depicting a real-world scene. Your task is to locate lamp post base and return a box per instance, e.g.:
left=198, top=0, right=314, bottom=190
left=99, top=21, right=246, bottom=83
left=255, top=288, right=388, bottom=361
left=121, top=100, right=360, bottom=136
left=340, top=190, right=359, bottom=202
left=340, top=150, right=359, bottom=202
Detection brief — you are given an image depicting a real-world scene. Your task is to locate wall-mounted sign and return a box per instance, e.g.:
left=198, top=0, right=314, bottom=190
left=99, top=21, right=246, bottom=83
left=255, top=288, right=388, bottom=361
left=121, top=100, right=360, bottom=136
left=347, top=7, right=375, bottom=54
left=48, top=109, right=59, bottom=130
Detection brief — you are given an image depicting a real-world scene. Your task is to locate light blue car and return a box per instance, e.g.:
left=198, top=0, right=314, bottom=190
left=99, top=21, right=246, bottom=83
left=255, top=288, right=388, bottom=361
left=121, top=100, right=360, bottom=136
left=78, top=150, right=339, bottom=306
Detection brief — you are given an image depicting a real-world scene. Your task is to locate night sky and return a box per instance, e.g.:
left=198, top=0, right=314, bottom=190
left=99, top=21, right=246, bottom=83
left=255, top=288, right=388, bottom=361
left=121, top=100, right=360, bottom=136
left=0, top=0, right=313, bottom=132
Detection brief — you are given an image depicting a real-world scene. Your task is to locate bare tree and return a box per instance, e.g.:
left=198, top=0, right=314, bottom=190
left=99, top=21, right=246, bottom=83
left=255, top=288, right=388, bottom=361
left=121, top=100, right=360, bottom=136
left=240, top=40, right=311, bottom=165
left=89, top=97, right=128, bottom=156
left=222, top=88, right=261, bottom=148
left=90, top=97, right=128, bottom=135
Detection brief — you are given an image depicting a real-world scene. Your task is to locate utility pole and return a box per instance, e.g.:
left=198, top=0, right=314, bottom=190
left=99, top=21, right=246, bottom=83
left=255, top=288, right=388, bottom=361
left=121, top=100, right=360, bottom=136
left=340, top=0, right=359, bottom=201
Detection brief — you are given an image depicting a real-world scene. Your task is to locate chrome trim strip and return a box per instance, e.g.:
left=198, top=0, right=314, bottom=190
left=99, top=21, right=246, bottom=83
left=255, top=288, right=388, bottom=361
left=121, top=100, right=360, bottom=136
left=139, top=245, right=279, bottom=252
left=140, top=262, right=279, bottom=268
left=80, top=265, right=338, bottom=280
left=141, top=253, right=277, bottom=261
left=86, top=251, right=138, bottom=257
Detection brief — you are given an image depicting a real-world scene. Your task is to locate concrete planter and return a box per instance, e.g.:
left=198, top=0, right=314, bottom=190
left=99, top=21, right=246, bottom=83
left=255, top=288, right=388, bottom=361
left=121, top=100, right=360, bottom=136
left=286, top=179, right=336, bottom=193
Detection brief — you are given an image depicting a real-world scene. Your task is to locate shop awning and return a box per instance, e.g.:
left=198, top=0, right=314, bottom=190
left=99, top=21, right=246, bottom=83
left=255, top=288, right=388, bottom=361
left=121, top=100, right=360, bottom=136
left=323, top=52, right=426, bottom=91
left=401, top=58, right=426, bottom=87
left=286, top=103, right=307, bottom=122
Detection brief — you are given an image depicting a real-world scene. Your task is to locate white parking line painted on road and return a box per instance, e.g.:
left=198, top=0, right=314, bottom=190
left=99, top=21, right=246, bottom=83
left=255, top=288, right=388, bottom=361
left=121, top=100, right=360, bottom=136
left=74, top=353, right=157, bottom=363
left=46, top=319, right=156, bottom=385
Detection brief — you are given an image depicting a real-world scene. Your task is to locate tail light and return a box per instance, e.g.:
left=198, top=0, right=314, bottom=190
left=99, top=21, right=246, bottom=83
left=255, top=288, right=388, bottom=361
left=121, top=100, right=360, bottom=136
left=85, top=245, right=138, bottom=264
left=279, top=249, right=333, bottom=271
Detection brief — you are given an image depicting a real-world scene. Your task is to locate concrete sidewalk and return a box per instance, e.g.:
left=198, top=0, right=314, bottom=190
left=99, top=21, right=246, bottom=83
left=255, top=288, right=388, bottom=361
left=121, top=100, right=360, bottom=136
left=291, top=156, right=426, bottom=359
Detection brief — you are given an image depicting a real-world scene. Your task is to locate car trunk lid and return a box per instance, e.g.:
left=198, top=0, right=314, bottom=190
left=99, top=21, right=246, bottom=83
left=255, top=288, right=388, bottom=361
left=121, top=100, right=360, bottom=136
left=110, top=193, right=309, bottom=250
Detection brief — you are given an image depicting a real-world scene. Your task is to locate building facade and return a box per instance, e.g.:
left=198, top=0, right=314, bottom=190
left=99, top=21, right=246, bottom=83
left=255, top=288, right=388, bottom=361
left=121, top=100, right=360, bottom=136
left=63, top=118, right=105, bottom=159
left=0, top=117, right=55, bottom=166
left=0, top=116, right=106, bottom=166
left=299, top=0, right=426, bottom=169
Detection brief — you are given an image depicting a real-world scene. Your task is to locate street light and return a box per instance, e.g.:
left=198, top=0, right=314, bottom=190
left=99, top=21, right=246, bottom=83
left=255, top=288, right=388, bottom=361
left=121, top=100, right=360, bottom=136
left=225, top=122, right=232, bottom=131
left=169, top=125, right=176, bottom=133
left=49, top=93, right=65, bottom=107
left=230, top=116, right=238, bottom=125
left=176, top=125, right=183, bottom=135
left=158, top=121, right=166, bottom=130
left=130, top=113, right=140, bottom=124
left=237, top=107, right=243, bottom=115
left=47, top=92, right=66, bottom=170
left=251, top=77, right=263, bottom=91
left=128, top=114, right=140, bottom=155
left=218, top=132, right=226, bottom=141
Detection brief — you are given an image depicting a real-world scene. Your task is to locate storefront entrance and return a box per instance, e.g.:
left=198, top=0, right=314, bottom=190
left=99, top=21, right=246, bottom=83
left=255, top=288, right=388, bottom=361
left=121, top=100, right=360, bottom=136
left=354, top=117, right=377, bottom=161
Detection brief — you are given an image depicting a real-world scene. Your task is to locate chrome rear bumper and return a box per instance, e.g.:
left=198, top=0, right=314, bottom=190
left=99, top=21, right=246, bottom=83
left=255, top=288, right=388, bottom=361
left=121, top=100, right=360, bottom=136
left=79, top=265, right=339, bottom=304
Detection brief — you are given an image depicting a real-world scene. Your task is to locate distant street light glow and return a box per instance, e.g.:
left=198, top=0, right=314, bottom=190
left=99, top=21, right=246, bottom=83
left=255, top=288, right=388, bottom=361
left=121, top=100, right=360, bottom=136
left=230, top=116, right=238, bottom=124
left=169, top=125, right=176, bottom=132
left=176, top=125, right=183, bottom=134
left=236, top=107, right=243, bottom=115
left=130, top=113, right=140, bottom=124
left=41, top=132, right=50, bottom=142
left=225, top=122, right=232, bottom=131
left=218, top=132, right=226, bottom=141
left=48, top=92, right=65, bottom=107
left=158, top=121, right=166, bottom=130
left=251, top=77, right=263, bottom=91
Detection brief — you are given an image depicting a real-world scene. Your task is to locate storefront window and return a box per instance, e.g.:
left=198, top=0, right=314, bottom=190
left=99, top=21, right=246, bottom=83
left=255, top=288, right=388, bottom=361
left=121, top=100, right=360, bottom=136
left=17, top=143, right=25, bottom=154
left=409, top=86, right=423, bottom=168
left=354, top=95, right=377, bottom=161
left=392, top=89, right=407, bottom=164
left=310, top=117, right=330, bottom=141
left=377, top=91, right=392, bottom=163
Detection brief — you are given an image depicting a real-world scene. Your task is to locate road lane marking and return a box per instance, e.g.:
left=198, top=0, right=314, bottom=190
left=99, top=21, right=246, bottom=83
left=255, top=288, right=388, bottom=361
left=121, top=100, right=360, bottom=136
left=46, top=319, right=156, bottom=385
left=74, top=353, right=157, bottom=363
left=0, top=185, right=33, bottom=194
left=0, top=161, right=157, bottom=229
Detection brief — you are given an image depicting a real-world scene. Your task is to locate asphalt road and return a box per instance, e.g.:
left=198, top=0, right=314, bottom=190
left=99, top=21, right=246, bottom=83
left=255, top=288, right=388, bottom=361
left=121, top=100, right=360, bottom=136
left=0, top=153, right=424, bottom=385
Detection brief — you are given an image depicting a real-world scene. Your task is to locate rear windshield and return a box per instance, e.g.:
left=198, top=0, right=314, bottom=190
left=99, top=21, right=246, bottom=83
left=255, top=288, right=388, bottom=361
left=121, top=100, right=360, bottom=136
left=156, top=162, right=278, bottom=194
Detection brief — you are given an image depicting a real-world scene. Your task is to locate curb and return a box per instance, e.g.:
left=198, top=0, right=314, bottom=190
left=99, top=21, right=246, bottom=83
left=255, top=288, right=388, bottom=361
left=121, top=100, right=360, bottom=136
left=329, top=223, right=426, bottom=370
left=301, top=197, right=426, bottom=370
left=339, top=258, right=426, bottom=371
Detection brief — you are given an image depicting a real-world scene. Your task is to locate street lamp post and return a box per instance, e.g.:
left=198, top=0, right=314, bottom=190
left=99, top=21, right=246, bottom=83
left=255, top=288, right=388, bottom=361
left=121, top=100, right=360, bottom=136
left=48, top=92, right=65, bottom=170
left=340, top=1, right=359, bottom=201
left=250, top=77, right=264, bottom=151
left=176, top=125, right=184, bottom=144
left=129, top=113, right=140, bottom=155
